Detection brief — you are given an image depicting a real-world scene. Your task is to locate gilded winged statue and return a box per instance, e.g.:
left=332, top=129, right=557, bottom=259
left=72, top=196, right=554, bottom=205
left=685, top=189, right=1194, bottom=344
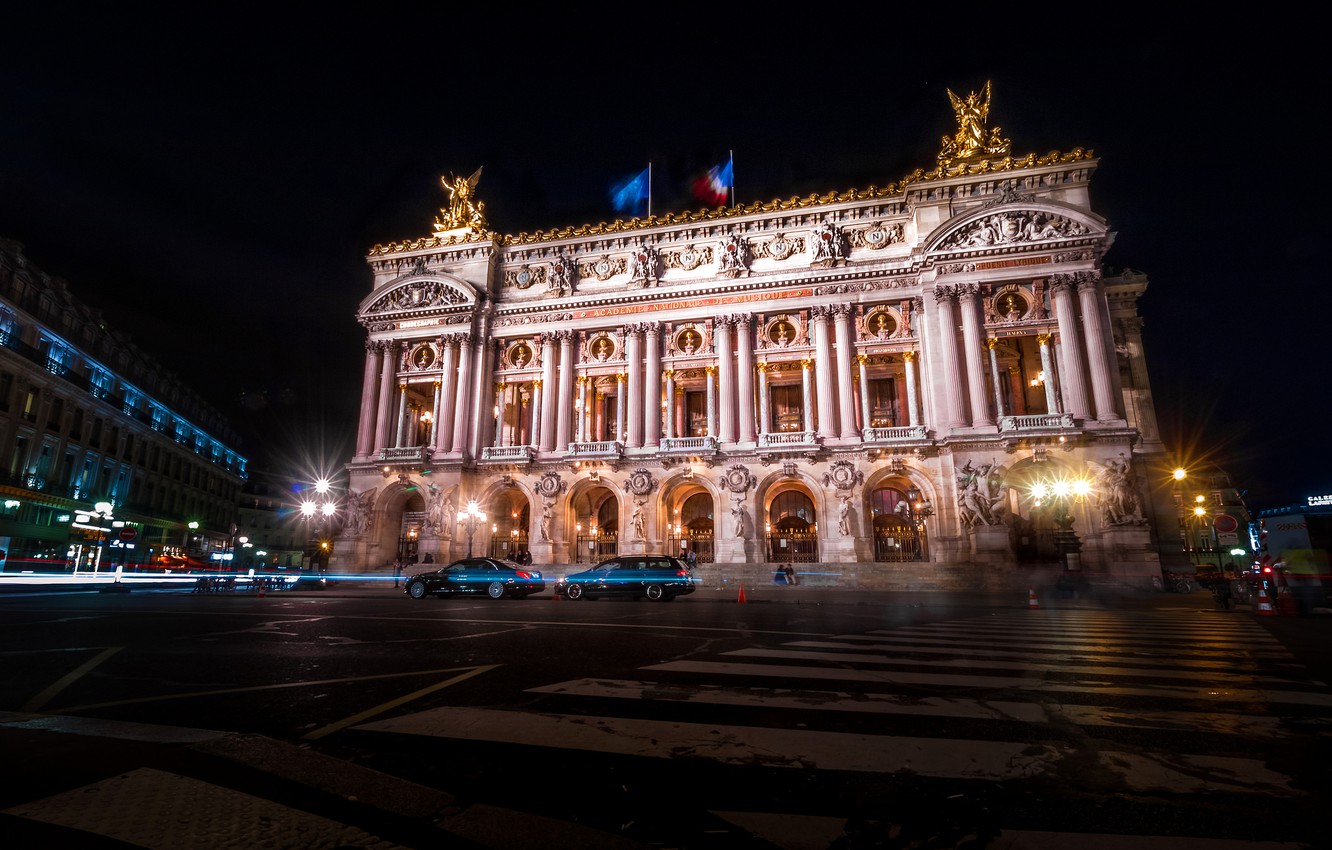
left=434, top=167, right=487, bottom=232
left=938, top=81, right=1011, bottom=166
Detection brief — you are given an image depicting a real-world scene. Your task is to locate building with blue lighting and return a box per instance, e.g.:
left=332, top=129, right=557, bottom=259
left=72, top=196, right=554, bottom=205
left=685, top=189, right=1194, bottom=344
left=0, top=238, right=247, bottom=572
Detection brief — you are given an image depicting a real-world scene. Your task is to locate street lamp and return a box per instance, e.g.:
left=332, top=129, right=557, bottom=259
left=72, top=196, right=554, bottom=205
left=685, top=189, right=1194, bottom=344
left=300, top=478, right=339, bottom=575
left=895, top=487, right=934, bottom=559
left=1030, top=475, right=1093, bottom=575
left=457, top=499, right=486, bottom=558
left=92, top=500, right=113, bottom=573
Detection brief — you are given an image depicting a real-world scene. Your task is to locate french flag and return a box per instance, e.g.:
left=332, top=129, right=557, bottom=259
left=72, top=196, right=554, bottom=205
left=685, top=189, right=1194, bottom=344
left=692, top=155, right=733, bottom=207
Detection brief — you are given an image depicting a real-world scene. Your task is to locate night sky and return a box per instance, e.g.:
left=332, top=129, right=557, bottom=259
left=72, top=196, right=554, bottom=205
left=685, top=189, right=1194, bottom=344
left=1, top=9, right=1325, bottom=509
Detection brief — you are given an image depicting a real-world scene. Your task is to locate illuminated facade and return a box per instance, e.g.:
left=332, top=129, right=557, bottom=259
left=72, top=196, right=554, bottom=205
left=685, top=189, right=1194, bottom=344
left=0, top=239, right=247, bottom=571
left=339, top=86, right=1167, bottom=587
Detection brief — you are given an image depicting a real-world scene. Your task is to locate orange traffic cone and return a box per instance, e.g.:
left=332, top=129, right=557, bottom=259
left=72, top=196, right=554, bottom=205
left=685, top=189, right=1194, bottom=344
left=1254, top=585, right=1274, bottom=615
left=737, top=582, right=747, bottom=603
left=1027, top=588, right=1039, bottom=609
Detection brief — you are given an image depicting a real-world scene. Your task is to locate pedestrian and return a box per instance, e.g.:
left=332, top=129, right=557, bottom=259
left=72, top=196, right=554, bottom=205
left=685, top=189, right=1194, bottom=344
left=393, top=557, right=403, bottom=588
left=423, top=552, right=434, bottom=564
left=784, top=564, right=797, bottom=585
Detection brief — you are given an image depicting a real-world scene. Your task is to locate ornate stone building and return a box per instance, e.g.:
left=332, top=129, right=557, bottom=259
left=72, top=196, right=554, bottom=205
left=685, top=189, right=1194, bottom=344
left=337, top=85, right=1166, bottom=586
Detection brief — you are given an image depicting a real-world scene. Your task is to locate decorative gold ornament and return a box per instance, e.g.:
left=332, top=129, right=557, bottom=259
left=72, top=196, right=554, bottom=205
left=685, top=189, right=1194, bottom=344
left=434, top=167, right=488, bottom=232
left=938, top=81, right=1011, bottom=167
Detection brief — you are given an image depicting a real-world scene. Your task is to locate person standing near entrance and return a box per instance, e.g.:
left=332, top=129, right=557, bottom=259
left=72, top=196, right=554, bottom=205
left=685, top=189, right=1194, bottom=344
left=393, top=556, right=403, bottom=588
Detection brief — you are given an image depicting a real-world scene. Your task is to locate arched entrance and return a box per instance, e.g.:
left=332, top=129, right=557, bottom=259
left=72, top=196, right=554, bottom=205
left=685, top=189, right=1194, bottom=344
left=572, top=485, right=619, bottom=563
left=868, top=486, right=929, bottom=562
left=667, top=491, right=715, bottom=563
left=486, top=491, right=531, bottom=562
left=395, top=489, right=426, bottom=567
left=765, top=489, right=818, bottom=563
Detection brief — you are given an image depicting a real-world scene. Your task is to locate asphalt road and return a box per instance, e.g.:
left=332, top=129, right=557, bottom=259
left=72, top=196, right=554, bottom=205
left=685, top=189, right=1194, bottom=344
left=1, top=584, right=1329, bottom=849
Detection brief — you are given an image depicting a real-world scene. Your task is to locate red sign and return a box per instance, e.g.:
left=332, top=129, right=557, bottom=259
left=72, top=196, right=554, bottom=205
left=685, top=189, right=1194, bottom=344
left=118, top=528, right=138, bottom=541
left=1213, top=515, right=1238, bottom=534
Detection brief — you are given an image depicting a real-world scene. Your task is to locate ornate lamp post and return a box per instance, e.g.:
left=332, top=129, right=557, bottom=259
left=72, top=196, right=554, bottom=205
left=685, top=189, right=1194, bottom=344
left=896, top=487, right=934, bottom=559
left=1029, top=476, right=1093, bottom=574
left=457, top=500, right=486, bottom=558
left=300, top=477, right=338, bottom=577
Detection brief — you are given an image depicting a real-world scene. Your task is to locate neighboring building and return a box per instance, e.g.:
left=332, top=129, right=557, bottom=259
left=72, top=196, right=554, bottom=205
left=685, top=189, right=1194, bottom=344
left=1254, top=495, right=1332, bottom=610
left=1167, top=463, right=1254, bottom=574
left=336, top=84, right=1168, bottom=587
left=0, top=239, right=247, bottom=571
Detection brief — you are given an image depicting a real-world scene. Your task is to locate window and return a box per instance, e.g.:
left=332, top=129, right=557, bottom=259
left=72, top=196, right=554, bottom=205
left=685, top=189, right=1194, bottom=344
left=685, top=390, right=707, bottom=435
left=0, top=371, right=11, bottom=411
left=22, top=389, right=39, bottom=423
left=89, top=367, right=113, bottom=399
left=46, top=396, right=64, bottom=433
left=770, top=384, right=803, bottom=432
left=868, top=378, right=898, bottom=427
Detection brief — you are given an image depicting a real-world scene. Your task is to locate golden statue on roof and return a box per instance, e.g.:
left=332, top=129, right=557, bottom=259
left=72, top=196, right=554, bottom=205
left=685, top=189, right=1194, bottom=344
left=938, top=81, right=1011, bottom=167
left=434, top=167, right=488, bottom=232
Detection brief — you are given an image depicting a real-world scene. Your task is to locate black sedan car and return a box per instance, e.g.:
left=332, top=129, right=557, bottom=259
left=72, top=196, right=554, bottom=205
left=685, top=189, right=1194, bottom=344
left=555, top=555, right=695, bottom=601
left=404, top=557, right=545, bottom=600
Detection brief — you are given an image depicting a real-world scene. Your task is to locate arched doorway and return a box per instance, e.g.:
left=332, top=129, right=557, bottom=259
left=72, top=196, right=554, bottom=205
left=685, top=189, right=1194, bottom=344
left=572, top=485, right=619, bottom=563
left=765, top=490, right=818, bottom=563
left=868, top=486, right=928, bottom=562
left=667, top=491, right=714, bottom=563
left=486, top=491, right=531, bottom=562
left=396, top=490, right=426, bottom=567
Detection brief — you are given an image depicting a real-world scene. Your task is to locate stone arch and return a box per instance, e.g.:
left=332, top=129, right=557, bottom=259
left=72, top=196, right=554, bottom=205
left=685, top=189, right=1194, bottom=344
left=480, top=482, right=535, bottom=562
left=566, top=476, right=624, bottom=563
left=862, top=464, right=938, bottom=563
left=660, top=471, right=720, bottom=561
left=370, top=478, right=429, bottom=566
left=1000, top=455, right=1093, bottom=563
left=356, top=272, right=478, bottom=322
left=754, top=470, right=823, bottom=563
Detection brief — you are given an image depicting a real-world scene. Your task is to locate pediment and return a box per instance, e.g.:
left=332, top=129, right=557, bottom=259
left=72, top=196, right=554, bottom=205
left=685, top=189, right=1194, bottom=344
left=928, top=202, right=1104, bottom=254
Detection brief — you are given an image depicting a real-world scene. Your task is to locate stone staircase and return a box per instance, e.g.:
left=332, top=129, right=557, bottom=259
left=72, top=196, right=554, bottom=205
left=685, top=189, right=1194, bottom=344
left=691, top=561, right=1070, bottom=593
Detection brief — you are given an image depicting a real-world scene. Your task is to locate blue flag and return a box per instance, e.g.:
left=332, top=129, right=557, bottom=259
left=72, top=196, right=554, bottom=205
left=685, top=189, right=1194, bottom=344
left=610, top=167, right=650, bottom=215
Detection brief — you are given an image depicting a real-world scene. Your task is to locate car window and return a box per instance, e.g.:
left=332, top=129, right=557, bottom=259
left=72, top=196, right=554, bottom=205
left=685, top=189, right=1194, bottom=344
left=648, top=559, right=668, bottom=571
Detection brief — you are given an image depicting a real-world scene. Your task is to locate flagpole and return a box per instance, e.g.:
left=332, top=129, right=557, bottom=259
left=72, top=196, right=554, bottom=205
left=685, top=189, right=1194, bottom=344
left=728, top=149, right=735, bottom=208
left=647, top=162, right=653, bottom=219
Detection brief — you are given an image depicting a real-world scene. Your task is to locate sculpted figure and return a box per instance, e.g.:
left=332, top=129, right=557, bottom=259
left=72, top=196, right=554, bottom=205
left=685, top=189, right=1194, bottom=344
left=436, top=167, right=487, bottom=231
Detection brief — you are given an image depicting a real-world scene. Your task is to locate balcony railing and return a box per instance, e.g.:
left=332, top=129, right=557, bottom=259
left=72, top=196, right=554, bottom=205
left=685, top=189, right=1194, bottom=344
left=479, top=445, right=536, bottom=464
left=862, top=425, right=929, bottom=443
left=998, top=413, right=1075, bottom=431
left=378, top=445, right=433, bottom=465
left=566, top=440, right=623, bottom=460
left=757, top=431, right=819, bottom=448
left=659, top=435, right=718, bottom=455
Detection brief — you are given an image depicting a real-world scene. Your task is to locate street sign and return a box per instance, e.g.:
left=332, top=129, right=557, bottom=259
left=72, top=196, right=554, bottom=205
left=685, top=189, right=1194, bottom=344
left=118, top=528, right=138, bottom=541
left=1213, top=515, right=1238, bottom=533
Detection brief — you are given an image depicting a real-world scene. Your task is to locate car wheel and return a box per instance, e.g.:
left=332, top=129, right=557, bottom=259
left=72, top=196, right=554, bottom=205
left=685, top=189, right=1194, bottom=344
left=407, top=581, right=428, bottom=600
left=487, top=581, right=506, bottom=600
left=644, top=584, right=665, bottom=601
left=566, top=583, right=584, bottom=600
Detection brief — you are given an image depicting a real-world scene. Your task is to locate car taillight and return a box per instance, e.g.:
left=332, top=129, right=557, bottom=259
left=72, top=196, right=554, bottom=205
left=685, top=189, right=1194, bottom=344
left=676, top=570, right=689, bottom=577
left=516, top=571, right=531, bottom=579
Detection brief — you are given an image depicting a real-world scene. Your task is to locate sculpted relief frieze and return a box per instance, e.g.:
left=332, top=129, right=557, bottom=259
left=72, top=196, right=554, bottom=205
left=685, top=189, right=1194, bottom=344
left=366, top=280, right=468, bottom=314
left=936, top=209, right=1090, bottom=252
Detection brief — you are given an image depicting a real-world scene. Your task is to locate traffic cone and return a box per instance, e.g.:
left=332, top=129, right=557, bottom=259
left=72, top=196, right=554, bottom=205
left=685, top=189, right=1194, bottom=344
left=737, top=582, right=747, bottom=604
left=1027, top=588, right=1039, bottom=609
left=1254, top=585, right=1274, bottom=615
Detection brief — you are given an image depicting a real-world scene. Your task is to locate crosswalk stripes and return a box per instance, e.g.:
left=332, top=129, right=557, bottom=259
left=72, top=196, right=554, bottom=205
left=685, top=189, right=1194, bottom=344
left=352, top=610, right=1329, bottom=844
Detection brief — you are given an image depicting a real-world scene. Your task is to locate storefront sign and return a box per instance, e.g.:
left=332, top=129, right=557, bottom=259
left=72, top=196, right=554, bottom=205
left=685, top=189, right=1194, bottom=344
left=1308, top=494, right=1332, bottom=507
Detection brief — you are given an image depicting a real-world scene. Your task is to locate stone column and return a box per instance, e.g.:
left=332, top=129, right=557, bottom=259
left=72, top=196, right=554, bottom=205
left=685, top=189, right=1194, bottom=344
left=987, top=338, right=1006, bottom=418
left=857, top=354, right=871, bottom=433
left=466, top=322, right=491, bottom=459
left=356, top=340, right=381, bottom=458
left=539, top=334, right=557, bottom=451
left=556, top=331, right=574, bottom=449
left=934, top=287, right=967, bottom=429
left=375, top=340, right=397, bottom=454
left=1077, top=274, right=1119, bottom=421
left=451, top=334, right=473, bottom=453
left=674, top=385, right=685, bottom=437
left=626, top=327, right=643, bottom=447
left=834, top=305, right=858, bottom=438
left=436, top=337, right=456, bottom=452
left=757, top=362, right=770, bottom=435
left=430, top=379, right=443, bottom=450
left=493, top=382, right=506, bottom=447
left=663, top=370, right=675, bottom=440
left=705, top=365, right=717, bottom=437
left=801, top=359, right=815, bottom=433
left=812, top=307, right=837, bottom=437
left=903, top=350, right=920, bottom=427
left=959, top=284, right=991, bottom=427
left=615, top=373, right=626, bottom=442
left=714, top=318, right=734, bottom=442
left=394, top=383, right=408, bottom=448
left=736, top=316, right=756, bottom=443
left=572, top=376, right=585, bottom=443
left=644, top=323, right=662, bottom=446
left=531, top=379, right=544, bottom=448
left=1051, top=277, right=1092, bottom=421
left=1038, top=333, right=1060, bottom=413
